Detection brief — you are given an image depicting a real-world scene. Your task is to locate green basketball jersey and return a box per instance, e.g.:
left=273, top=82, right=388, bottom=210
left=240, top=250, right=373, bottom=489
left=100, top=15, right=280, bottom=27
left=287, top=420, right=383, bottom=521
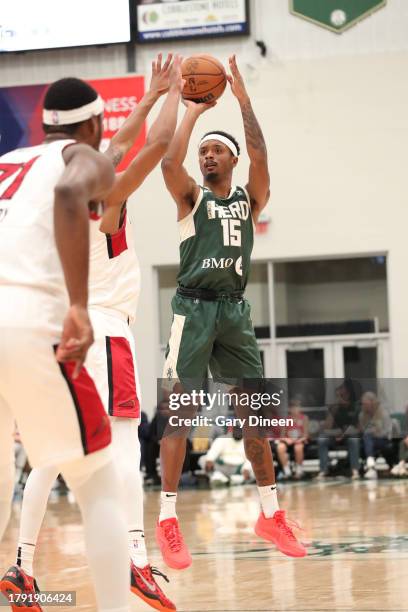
left=177, top=185, right=254, bottom=292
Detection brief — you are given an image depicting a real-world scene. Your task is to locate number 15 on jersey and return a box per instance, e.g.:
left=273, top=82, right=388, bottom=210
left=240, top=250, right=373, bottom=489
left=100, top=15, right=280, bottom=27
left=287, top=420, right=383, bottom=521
left=221, top=219, right=241, bottom=246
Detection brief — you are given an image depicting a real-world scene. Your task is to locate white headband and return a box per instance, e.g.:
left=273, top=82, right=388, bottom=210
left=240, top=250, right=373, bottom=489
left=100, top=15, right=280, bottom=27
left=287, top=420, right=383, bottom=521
left=42, top=96, right=104, bottom=126
left=199, top=133, right=239, bottom=158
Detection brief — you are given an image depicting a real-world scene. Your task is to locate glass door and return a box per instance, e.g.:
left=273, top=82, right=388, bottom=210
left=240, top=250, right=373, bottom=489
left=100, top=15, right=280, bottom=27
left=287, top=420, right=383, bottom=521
left=333, top=338, right=391, bottom=379
left=276, top=336, right=391, bottom=406
left=276, top=341, right=335, bottom=407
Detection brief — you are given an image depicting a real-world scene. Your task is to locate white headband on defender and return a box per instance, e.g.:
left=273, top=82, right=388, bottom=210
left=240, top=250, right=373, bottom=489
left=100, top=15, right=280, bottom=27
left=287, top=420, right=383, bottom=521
left=199, top=133, right=239, bottom=157
left=42, top=95, right=104, bottom=126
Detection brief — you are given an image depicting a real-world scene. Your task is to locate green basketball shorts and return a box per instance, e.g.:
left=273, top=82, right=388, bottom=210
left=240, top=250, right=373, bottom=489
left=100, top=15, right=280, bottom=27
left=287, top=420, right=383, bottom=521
left=163, top=293, right=263, bottom=383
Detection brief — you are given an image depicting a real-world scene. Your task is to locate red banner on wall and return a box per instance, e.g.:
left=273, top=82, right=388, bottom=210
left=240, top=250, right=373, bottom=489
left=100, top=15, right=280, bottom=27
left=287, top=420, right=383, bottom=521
left=0, top=75, right=146, bottom=172
left=90, top=76, right=146, bottom=171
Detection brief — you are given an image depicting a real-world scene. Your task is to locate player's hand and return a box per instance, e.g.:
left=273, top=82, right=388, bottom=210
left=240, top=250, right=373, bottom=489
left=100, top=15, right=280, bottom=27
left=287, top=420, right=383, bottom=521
left=227, top=55, right=249, bottom=104
left=56, top=305, right=94, bottom=379
left=169, top=54, right=186, bottom=93
left=183, top=98, right=217, bottom=116
left=149, top=53, right=174, bottom=97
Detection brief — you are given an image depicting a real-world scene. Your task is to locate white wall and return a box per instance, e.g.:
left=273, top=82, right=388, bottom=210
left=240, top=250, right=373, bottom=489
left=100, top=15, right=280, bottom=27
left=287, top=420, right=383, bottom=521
left=245, top=264, right=269, bottom=328
left=276, top=280, right=388, bottom=330
left=0, top=44, right=128, bottom=85
left=1, top=0, right=408, bottom=414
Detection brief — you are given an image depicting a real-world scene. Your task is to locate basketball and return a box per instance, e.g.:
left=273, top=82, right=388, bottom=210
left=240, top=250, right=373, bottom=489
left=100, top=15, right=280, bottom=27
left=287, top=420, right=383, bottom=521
left=181, top=54, right=227, bottom=104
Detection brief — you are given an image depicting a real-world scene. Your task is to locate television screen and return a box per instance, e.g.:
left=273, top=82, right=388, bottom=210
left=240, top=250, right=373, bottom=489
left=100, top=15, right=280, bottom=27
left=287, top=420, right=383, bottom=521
left=0, top=0, right=131, bottom=52
left=136, top=0, right=249, bottom=43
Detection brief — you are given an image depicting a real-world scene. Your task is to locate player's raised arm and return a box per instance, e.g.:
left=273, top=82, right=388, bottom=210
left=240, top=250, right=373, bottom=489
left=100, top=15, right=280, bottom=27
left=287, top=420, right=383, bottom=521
left=161, top=99, right=215, bottom=218
left=54, top=144, right=114, bottom=375
left=105, top=53, right=173, bottom=167
left=228, top=55, right=270, bottom=223
left=105, top=55, right=185, bottom=208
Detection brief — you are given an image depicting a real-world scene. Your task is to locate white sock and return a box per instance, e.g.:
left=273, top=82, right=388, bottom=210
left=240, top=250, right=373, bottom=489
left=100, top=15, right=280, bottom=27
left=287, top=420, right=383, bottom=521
left=128, top=529, right=148, bottom=568
left=258, top=484, right=279, bottom=518
left=159, top=491, right=177, bottom=522
left=283, top=465, right=291, bottom=476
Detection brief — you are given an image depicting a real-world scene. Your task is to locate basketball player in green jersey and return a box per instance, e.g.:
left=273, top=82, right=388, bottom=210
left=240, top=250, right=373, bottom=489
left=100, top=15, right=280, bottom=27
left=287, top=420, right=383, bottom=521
left=156, top=55, right=307, bottom=569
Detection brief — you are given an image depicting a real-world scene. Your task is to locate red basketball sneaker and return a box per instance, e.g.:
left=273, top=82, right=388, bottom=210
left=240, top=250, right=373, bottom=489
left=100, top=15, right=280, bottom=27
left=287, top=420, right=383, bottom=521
left=0, top=565, right=43, bottom=611
left=156, top=518, right=192, bottom=570
left=255, top=510, right=307, bottom=558
left=130, top=563, right=176, bottom=612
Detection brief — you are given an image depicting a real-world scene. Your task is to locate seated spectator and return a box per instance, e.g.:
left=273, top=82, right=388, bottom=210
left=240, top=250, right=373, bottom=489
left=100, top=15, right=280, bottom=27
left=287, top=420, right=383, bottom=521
left=391, top=405, right=408, bottom=477
left=198, top=426, right=253, bottom=486
left=276, top=399, right=309, bottom=480
left=317, top=381, right=360, bottom=480
left=359, top=392, right=392, bottom=479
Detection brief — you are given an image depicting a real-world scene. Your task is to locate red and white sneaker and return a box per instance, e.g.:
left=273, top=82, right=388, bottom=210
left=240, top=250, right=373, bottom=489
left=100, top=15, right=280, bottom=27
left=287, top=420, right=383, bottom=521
left=130, top=563, right=176, bottom=612
left=255, top=510, right=307, bottom=558
left=156, top=518, right=192, bottom=570
left=0, top=565, right=43, bottom=611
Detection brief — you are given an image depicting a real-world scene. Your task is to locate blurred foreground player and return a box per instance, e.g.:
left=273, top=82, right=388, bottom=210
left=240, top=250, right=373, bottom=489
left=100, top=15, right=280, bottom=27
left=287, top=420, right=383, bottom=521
left=0, top=56, right=184, bottom=612
left=158, top=55, right=306, bottom=569
left=0, top=81, right=131, bottom=611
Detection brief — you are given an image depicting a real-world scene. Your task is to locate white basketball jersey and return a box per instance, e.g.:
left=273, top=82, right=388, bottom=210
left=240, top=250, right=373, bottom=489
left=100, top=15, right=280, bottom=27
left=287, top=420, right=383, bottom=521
left=89, top=209, right=141, bottom=323
left=0, top=140, right=74, bottom=336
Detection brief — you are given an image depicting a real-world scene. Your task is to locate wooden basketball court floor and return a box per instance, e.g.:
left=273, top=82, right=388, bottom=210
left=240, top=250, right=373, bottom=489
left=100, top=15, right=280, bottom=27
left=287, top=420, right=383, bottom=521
left=1, top=479, right=407, bottom=611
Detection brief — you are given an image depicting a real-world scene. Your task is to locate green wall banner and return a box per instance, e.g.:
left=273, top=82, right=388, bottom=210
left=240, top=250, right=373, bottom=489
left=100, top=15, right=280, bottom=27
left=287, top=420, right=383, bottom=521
left=290, top=0, right=387, bottom=34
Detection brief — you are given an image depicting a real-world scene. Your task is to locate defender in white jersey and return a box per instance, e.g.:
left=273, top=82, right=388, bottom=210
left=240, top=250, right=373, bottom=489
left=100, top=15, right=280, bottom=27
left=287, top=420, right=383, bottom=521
left=0, top=138, right=114, bottom=461
left=88, top=209, right=142, bottom=419
left=0, top=78, right=132, bottom=612
left=1, top=56, right=184, bottom=612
